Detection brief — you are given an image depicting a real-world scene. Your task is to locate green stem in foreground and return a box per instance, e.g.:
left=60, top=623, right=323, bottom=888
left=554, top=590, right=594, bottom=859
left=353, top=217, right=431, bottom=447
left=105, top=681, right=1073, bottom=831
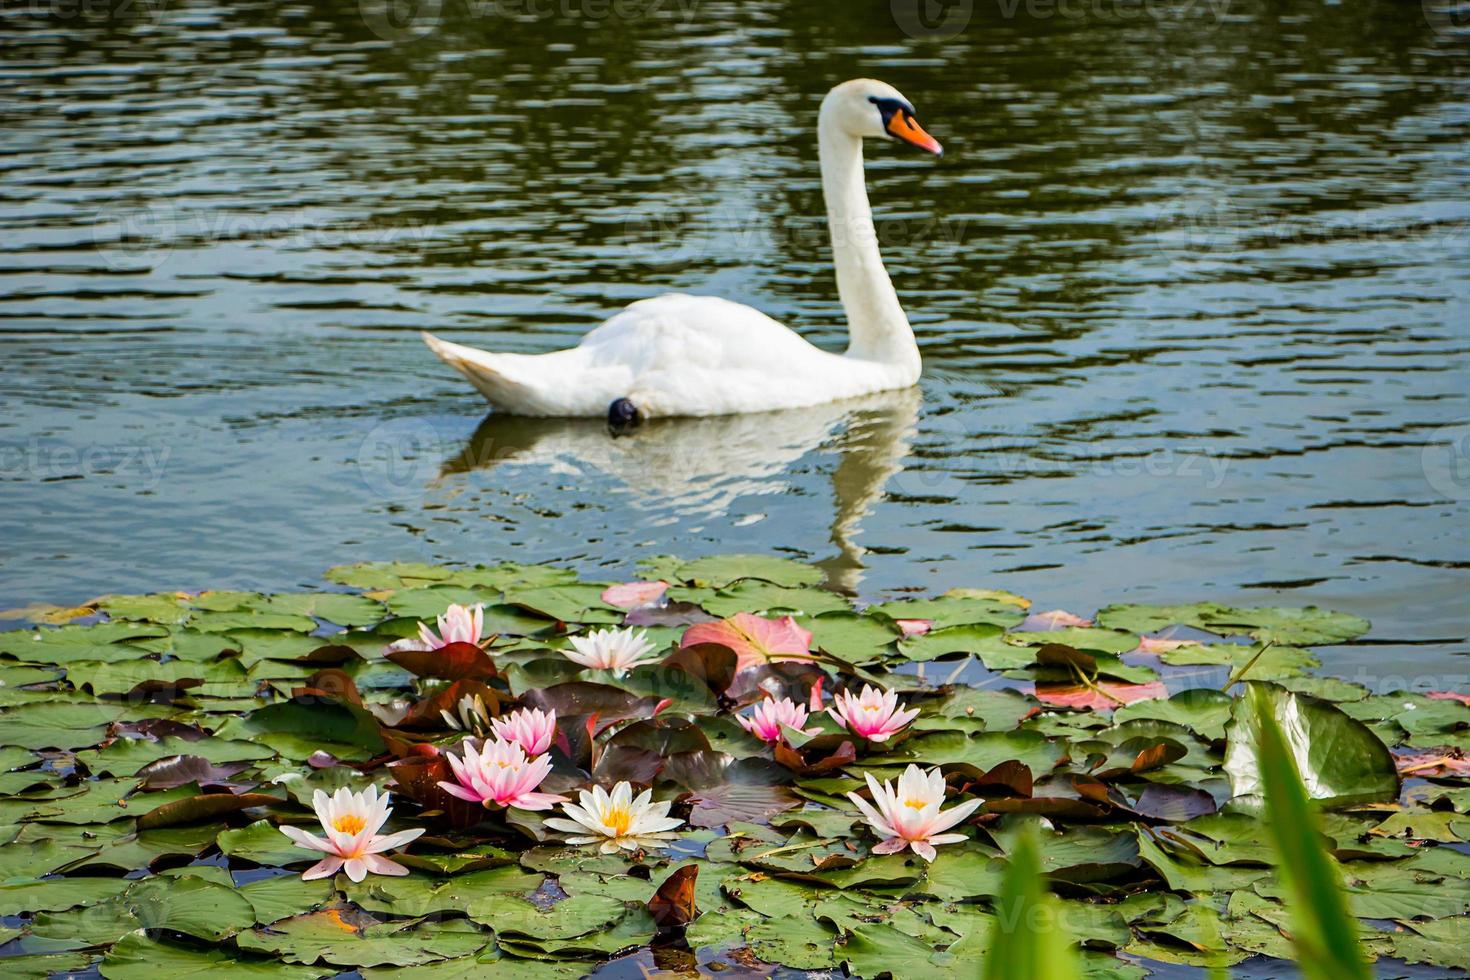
left=1249, top=684, right=1372, bottom=980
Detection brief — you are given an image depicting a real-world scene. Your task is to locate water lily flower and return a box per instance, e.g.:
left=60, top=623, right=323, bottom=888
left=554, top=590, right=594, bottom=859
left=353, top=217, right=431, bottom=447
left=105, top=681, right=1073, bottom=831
left=544, top=782, right=684, bottom=854
left=491, top=706, right=557, bottom=757
left=847, top=765, right=981, bottom=861
left=391, top=602, right=486, bottom=653
left=737, top=696, right=817, bottom=744
left=438, top=738, right=567, bottom=811
left=562, top=627, right=660, bottom=675
left=1023, top=609, right=1093, bottom=630
left=828, top=684, right=919, bottom=743
left=441, top=693, right=493, bottom=735
left=278, top=785, right=424, bottom=882
left=895, top=618, right=933, bottom=638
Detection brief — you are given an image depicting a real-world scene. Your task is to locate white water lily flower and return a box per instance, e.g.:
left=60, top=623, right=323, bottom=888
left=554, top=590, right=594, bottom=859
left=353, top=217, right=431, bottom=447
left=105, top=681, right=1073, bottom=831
left=544, top=781, right=684, bottom=854
left=562, top=627, right=660, bottom=675
left=278, top=785, right=424, bottom=881
left=847, top=764, right=981, bottom=862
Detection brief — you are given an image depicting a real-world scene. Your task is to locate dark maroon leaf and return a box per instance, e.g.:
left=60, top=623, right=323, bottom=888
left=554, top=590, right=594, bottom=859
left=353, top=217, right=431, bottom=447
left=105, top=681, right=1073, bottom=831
left=105, top=719, right=208, bottom=742
left=522, top=682, right=667, bottom=726
left=648, top=865, right=699, bottom=928
left=136, top=791, right=280, bottom=830
left=387, top=749, right=484, bottom=830
left=294, top=644, right=362, bottom=666
left=293, top=668, right=362, bottom=706
left=387, top=641, right=499, bottom=681
left=1129, top=783, right=1218, bottom=823
left=594, top=745, right=665, bottom=785
left=662, top=643, right=737, bottom=698
left=972, top=760, right=1034, bottom=798
left=686, top=782, right=800, bottom=828
left=603, top=717, right=711, bottom=758
left=136, top=755, right=252, bottom=790
left=400, top=679, right=504, bottom=730
left=625, top=602, right=717, bottom=629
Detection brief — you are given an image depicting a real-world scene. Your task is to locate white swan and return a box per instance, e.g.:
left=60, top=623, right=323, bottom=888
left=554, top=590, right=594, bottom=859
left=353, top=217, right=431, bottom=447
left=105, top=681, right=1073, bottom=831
left=422, top=78, right=943, bottom=422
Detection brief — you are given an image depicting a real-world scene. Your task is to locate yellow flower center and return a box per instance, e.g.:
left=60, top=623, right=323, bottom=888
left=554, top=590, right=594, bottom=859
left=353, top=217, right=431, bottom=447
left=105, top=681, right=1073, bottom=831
left=603, top=805, right=632, bottom=837
left=333, top=814, right=367, bottom=835
left=904, top=798, right=927, bottom=810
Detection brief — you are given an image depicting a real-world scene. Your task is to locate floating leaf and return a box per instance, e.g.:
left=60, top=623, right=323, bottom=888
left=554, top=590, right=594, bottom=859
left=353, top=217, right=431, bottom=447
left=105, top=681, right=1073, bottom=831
left=680, top=613, right=814, bottom=673
left=647, top=864, right=699, bottom=928
left=1224, top=683, right=1399, bottom=808
left=673, top=554, right=823, bottom=589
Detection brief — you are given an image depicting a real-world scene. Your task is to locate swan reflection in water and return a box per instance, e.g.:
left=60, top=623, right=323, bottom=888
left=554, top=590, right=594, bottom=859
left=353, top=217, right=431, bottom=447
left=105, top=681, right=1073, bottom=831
left=437, top=387, right=920, bottom=592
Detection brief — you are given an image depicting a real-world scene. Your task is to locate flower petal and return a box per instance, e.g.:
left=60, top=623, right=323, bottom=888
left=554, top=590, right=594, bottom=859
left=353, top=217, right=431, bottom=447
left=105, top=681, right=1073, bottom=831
left=301, top=856, right=343, bottom=880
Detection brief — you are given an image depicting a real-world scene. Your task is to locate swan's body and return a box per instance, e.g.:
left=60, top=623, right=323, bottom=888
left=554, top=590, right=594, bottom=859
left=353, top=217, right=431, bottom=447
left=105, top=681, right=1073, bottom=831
left=423, top=79, right=943, bottom=420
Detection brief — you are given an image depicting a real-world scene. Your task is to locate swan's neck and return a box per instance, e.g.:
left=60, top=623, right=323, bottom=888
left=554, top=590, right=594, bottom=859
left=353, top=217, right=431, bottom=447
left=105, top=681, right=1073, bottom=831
left=818, top=112, right=919, bottom=372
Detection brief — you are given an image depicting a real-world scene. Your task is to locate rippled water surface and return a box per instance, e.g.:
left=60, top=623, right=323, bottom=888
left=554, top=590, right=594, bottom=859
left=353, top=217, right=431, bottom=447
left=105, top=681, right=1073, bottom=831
left=2, top=0, right=1467, bottom=680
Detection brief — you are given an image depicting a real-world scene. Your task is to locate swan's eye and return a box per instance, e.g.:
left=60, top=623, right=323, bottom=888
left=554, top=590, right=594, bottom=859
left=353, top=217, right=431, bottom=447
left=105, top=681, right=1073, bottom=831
left=868, top=96, right=914, bottom=130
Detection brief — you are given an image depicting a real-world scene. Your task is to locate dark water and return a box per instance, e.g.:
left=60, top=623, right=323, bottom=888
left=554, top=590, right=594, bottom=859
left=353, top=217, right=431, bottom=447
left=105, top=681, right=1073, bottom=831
left=1, top=0, right=1467, bottom=684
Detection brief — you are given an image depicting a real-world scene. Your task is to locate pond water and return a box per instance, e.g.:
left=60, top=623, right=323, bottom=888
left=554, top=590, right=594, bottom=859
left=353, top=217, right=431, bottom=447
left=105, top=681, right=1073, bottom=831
left=2, top=0, right=1467, bottom=684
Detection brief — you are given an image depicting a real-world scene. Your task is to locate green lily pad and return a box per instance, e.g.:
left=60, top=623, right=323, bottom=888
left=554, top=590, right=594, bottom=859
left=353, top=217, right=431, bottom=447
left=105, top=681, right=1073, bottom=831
left=673, top=554, right=823, bottom=589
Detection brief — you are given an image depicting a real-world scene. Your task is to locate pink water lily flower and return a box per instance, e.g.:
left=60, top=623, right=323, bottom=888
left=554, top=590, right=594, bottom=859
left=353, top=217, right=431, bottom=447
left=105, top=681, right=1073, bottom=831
left=848, top=765, right=981, bottom=861
left=439, top=738, right=567, bottom=811
left=391, top=602, right=486, bottom=653
left=278, top=785, right=424, bottom=882
left=829, top=683, right=919, bottom=743
left=738, top=696, right=818, bottom=744
left=491, top=707, right=557, bottom=757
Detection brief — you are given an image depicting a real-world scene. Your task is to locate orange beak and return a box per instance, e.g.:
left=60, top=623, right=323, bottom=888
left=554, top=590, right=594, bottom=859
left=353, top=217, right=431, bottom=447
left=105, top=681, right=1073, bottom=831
left=887, top=110, right=943, bottom=156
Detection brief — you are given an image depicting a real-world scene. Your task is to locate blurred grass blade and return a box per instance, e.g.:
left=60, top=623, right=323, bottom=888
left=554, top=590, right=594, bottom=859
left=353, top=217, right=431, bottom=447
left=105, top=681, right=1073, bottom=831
left=984, top=823, right=1083, bottom=980
left=1249, top=683, right=1371, bottom=980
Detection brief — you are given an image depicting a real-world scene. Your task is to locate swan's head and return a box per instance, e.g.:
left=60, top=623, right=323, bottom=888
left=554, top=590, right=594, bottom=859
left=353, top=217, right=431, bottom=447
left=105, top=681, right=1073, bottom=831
left=822, top=78, right=943, bottom=156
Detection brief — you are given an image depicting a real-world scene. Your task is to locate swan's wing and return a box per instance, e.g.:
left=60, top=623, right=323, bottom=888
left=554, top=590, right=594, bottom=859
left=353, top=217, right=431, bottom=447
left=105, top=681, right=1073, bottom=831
left=580, top=294, right=861, bottom=416
left=581, top=294, right=833, bottom=372
left=422, top=332, right=631, bottom=416
left=425, top=293, right=867, bottom=417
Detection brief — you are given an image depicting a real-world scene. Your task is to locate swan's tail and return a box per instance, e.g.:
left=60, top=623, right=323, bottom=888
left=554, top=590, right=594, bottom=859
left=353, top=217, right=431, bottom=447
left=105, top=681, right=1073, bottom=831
left=421, top=332, right=544, bottom=415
